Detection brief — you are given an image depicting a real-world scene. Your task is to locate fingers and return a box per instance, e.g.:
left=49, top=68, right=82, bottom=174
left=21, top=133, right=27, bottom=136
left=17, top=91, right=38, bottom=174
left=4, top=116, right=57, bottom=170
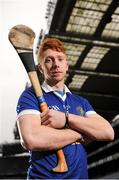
left=40, top=110, right=50, bottom=125
left=40, top=109, right=63, bottom=128
left=42, top=119, right=50, bottom=126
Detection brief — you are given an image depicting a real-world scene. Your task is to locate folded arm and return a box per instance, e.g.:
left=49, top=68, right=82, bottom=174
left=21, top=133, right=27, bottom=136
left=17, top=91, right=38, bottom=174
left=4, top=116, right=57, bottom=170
left=68, top=113, right=114, bottom=141
left=41, top=109, right=114, bottom=141
left=17, top=114, right=81, bottom=151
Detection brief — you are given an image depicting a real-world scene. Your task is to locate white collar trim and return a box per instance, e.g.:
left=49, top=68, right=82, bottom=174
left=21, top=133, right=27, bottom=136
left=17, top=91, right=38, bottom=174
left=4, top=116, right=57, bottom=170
left=42, top=81, right=71, bottom=101
left=42, top=81, right=71, bottom=94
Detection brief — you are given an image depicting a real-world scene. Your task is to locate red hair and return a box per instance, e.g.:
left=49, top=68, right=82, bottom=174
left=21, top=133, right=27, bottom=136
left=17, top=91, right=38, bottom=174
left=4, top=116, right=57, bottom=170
left=38, top=38, right=66, bottom=64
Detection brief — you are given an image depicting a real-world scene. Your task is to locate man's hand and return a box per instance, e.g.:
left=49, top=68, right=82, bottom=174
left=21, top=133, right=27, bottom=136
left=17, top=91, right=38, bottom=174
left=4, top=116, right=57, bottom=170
left=40, top=109, right=66, bottom=129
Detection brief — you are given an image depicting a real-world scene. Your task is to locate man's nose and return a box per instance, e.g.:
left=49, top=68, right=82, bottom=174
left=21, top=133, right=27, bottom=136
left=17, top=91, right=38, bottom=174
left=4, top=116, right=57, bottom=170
left=52, top=59, right=59, bottom=68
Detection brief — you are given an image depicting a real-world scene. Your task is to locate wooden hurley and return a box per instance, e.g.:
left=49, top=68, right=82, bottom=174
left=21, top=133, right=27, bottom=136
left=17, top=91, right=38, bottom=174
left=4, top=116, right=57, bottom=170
left=8, top=24, right=68, bottom=173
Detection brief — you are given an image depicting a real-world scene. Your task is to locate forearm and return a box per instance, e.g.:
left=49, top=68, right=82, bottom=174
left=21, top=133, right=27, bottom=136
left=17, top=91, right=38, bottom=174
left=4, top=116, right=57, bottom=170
left=68, top=113, right=114, bottom=141
left=24, top=125, right=81, bottom=151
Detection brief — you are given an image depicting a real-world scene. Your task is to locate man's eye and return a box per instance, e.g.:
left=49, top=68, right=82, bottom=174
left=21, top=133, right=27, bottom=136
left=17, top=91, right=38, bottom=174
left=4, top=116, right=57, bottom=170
left=45, top=58, right=51, bottom=63
left=59, top=58, right=64, bottom=61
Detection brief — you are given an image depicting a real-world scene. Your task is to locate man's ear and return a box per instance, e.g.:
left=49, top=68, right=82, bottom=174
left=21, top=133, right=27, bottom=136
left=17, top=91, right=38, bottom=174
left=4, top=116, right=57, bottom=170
left=66, top=61, right=69, bottom=71
left=37, top=64, right=43, bottom=74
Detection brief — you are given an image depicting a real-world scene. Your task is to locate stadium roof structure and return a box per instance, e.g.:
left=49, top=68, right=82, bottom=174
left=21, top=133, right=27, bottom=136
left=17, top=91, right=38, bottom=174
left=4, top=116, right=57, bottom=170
left=45, top=0, right=119, bottom=122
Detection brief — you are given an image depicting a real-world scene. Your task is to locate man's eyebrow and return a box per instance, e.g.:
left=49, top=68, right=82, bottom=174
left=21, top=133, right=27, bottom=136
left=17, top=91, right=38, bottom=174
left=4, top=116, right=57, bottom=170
left=45, top=54, right=66, bottom=59
left=45, top=55, right=65, bottom=58
left=45, top=55, right=54, bottom=58
left=57, top=55, right=66, bottom=58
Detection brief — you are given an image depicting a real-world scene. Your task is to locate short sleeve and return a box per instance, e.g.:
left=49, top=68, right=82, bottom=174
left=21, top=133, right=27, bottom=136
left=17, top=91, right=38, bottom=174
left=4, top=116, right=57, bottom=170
left=16, top=87, right=40, bottom=117
left=83, top=98, right=96, bottom=116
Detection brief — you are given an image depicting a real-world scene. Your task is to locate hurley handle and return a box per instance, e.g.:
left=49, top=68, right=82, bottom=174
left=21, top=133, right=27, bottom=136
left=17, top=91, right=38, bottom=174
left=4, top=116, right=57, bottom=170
left=8, top=24, right=68, bottom=173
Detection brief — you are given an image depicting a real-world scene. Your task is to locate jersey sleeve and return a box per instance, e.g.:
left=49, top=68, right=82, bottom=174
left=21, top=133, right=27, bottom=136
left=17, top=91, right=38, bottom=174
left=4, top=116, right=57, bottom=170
left=83, top=98, right=96, bottom=116
left=16, top=87, right=40, bottom=117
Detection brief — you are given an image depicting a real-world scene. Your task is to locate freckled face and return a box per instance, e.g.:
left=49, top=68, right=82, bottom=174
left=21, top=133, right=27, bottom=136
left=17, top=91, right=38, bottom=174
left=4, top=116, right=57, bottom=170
left=41, top=49, right=68, bottom=84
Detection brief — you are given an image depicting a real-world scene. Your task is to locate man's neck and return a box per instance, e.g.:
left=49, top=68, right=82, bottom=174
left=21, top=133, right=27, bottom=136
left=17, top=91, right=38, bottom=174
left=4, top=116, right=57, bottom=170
left=46, top=80, right=64, bottom=91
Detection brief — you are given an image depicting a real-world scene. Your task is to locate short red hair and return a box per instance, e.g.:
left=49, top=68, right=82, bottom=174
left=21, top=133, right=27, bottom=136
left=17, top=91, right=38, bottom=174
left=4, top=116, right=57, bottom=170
left=38, top=38, right=66, bottom=64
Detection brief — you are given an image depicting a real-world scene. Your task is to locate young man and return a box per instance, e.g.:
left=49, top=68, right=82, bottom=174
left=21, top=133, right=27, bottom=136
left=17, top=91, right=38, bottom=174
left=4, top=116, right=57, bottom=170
left=17, top=38, right=114, bottom=179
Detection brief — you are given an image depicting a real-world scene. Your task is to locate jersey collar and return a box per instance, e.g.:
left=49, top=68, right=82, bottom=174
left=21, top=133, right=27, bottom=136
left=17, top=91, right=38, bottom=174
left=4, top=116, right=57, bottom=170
left=42, top=81, right=71, bottom=94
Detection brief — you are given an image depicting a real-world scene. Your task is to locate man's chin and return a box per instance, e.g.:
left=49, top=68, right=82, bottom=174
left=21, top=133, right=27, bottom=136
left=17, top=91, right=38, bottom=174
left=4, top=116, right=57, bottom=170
left=51, top=77, right=64, bottom=83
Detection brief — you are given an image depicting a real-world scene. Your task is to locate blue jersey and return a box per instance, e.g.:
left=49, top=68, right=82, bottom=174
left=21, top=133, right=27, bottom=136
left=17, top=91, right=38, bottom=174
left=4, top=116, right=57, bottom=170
left=16, top=83, right=95, bottom=179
